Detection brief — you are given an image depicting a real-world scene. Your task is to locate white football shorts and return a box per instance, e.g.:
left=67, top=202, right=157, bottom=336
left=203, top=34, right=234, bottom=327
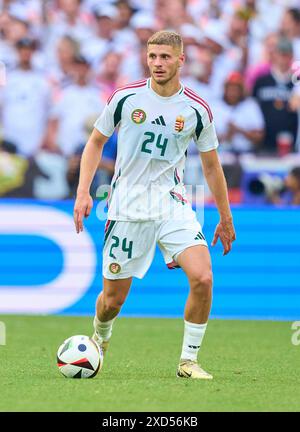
left=102, top=214, right=207, bottom=280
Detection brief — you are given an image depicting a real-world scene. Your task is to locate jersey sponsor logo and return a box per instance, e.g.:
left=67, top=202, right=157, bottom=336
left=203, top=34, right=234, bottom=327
left=175, top=115, right=185, bottom=132
left=131, top=109, right=146, bottom=124
left=109, top=262, right=121, bottom=274
left=151, top=115, right=166, bottom=126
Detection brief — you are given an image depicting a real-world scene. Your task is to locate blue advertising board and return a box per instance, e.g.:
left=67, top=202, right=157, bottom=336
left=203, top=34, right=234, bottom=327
left=0, top=199, right=299, bottom=320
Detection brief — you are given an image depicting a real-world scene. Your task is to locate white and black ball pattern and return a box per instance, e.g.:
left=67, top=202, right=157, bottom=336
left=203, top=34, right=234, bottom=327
left=57, top=335, right=103, bottom=378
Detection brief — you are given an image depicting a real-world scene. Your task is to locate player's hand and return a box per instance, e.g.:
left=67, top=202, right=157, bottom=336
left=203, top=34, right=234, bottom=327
left=73, top=191, right=93, bottom=234
left=211, top=217, right=236, bottom=255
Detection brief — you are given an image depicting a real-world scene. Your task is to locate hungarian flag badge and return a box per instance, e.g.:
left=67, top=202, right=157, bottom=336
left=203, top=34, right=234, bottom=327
left=175, top=115, right=184, bottom=132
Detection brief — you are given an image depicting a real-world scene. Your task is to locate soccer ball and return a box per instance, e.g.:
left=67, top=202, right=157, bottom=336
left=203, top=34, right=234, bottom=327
left=57, top=335, right=103, bottom=378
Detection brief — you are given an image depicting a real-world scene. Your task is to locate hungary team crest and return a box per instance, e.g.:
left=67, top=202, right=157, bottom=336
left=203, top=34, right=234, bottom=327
left=131, top=109, right=146, bottom=124
left=175, top=115, right=185, bottom=132
left=109, top=263, right=121, bottom=274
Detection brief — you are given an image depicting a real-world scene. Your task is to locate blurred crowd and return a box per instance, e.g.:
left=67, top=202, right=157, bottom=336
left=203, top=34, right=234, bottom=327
left=1, top=0, right=300, bottom=204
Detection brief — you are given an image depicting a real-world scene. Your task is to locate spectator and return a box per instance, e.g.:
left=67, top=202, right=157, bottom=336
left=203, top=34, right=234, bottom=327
left=120, top=12, right=157, bottom=82
left=245, top=32, right=279, bottom=93
left=187, top=0, right=223, bottom=26
left=245, top=1, right=291, bottom=67
left=115, top=0, right=135, bottom=31
left=114, top=0, right=136, bottom=49
left=264, top=167, right=300, bottom=205
left=202, top=18, right=228, bottom=55
left=47, top=35, right=80, bottom=100
left=213, top=71, right=265, bottom=154
left=130, top=12, right=157, bottom=47
left=0, top=7, right=31, bottom=69
left=227, top=9, right=249, bottom=71
left=207, top=11, right=249, bottom=91
left=44, top=54, right=103, bottom=156
left=0, top=38, right=51, bottom=156
left=44, top=0, right=93, bottom=67
left=280, top=7, right=300, bottom=61
left=180, top=23, right=204, bottom=49
left=6, top=8, right=32, bottom=44
left=81, top=4, right=118, bottom=70
left=96, top=51, right=124, bottom=101
left=202, top=19, right=244, bottom=97
left=182, top=46, right=217, bottom=103
left=156, top=0, right=192, bottom=30
left=1, top=0, right=300, bottom=201
left=253, top=37, right=298, bottom=154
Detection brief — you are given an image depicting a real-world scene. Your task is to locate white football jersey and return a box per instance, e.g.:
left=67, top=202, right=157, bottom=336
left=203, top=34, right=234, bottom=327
left=94, top=78, right=219, bottom=221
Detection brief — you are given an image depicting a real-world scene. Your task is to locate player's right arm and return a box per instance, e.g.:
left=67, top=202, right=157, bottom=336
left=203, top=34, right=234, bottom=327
left=74, top=128, right=109, bottom=234
left=74, top=86, right=128, bottom=232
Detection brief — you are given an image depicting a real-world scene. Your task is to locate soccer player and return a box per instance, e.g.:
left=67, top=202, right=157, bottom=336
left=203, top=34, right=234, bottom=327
left=74, top=31, right=236, bottom=379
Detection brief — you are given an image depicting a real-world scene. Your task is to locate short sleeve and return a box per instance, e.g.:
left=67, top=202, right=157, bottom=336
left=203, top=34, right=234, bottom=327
left=193, top=108, right=219, bottom=152
left=93, top=103, right=115, bottom=137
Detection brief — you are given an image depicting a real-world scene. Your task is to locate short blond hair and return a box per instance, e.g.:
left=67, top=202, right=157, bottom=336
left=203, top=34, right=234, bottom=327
left=147, top=30, right=183, bottom=52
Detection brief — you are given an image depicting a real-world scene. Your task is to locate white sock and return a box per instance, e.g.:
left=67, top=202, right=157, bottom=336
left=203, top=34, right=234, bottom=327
left=180, top=320, right=208, bottom=361
left=93, top=316, right=115, bottom=342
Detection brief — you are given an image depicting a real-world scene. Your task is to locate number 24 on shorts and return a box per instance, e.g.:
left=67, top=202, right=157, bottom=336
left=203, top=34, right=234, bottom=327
left=109, top=236, right=133, bottom=259
left=141, top=132, right=168, bottom=156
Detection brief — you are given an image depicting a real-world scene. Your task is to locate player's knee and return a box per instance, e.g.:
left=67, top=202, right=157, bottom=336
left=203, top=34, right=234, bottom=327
left=190, top=271, right=212, bottom=298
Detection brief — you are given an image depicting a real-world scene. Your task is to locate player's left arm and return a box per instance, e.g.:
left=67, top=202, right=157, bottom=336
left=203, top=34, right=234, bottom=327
left=200, top=149, right=236, bottom=255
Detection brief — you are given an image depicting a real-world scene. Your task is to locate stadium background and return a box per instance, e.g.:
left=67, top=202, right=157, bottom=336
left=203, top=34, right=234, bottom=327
left=1, top=0, right=300, bottom=414
left=1, top=201, right=300, bottom=320
left=1, top=0, right=300, bottom=320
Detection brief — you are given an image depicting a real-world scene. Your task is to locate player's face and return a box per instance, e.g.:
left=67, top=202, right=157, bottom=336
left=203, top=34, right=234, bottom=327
left=147, top=44, right=184, bottom=85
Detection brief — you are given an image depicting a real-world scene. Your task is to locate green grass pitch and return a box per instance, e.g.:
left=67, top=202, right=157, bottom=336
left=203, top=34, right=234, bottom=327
left=0, top=315, right=299, bottom=412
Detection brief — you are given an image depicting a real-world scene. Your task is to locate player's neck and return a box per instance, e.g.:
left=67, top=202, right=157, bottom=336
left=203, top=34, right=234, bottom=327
left=150, top=77, right=181, bottom=97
